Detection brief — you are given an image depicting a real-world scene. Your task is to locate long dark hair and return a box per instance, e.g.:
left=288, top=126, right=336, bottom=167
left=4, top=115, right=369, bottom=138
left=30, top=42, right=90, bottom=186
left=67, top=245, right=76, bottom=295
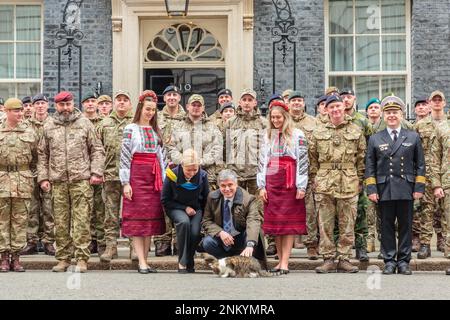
left=133, top=95, right=163, bottom=146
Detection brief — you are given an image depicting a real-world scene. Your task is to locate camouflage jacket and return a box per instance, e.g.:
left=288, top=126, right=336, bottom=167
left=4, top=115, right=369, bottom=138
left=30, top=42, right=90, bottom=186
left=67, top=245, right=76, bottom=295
left=85, top=114, right=104, bottom=129
left=429, top=119, right=449, bottom=190
left=0, top=122, right=38, bottom=198
left=27, top=115, right=51, bottom=141
left=309, top=115, right=366, bottom=198
left=291, top=112, right=317, bottom=142
left=166, top=115, right=222, bottom=182
left=414, top=115, right=447, bottom=178
left=37, top=108, right=105, bottom=183
left=349, top=108, right=372, bottom=137
left=224, top=107, right=268, bottom=181
left=0, top=112, right=5, bottom=125
left=158, top=104, right=186, bottom=145
left=97, top=111, right=134, bottom=181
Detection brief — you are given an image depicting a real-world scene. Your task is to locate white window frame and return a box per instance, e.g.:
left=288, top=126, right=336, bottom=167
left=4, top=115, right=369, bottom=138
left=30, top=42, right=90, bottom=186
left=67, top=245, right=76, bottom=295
left=0, top=1, right=43, bottom=97
left=324, top=0, right=411, bottom=116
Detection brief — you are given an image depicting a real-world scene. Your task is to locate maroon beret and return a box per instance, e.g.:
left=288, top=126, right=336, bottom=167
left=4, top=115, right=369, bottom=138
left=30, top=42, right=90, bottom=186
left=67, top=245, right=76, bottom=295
left=54, top=91, right=73, bottom=103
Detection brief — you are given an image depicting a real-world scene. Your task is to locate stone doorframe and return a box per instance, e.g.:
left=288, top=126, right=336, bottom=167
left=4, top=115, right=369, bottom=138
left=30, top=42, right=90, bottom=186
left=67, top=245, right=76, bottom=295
left=111, top=0, right=254, bottom=104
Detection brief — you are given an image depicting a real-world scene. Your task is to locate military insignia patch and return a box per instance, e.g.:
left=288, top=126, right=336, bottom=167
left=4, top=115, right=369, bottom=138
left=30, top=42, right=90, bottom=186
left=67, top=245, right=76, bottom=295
left=379, top=143, right=389, bottom=151
left=401, top=142, right=412, bottom=147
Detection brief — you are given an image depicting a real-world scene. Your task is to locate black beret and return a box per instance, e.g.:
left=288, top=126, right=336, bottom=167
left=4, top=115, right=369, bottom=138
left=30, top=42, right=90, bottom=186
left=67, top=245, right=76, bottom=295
left=21, top=96, right=32, bottom=104
left=162, top=85, right=181, bottom=96
left=340, top=88, right=355, bottom=96
left=81, top=93, right=97, bottom=104
left=219, top=102, right=235, bottom=113
left=32, top=93, right=49, bottom=104
left=325, top=95, right=343, bottom=107
left=414, top=96, right=428, bottom=107
left=316, top=95, right=328, bottom=106
left=217, top=89, right=232, bottom=97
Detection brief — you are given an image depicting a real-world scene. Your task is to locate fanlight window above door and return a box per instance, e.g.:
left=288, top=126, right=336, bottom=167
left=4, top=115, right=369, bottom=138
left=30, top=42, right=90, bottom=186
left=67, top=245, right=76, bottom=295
left=145, top=23, right=224, bottom=62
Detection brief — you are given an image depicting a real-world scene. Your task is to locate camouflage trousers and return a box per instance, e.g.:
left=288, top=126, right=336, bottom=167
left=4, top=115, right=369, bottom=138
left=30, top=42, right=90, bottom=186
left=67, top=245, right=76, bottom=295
left=0, top=198, right=29, bottom=253
left=28, top=179, right=54, bottom=244
left=443, top=189, right=450, bottom=258
left=53, top=180, right=92, bottom=262
left=366, top=201, right=380, bottom=242
left=90, top=184, right=105, bottom=247
left=419, top=184, right=443, bottom=245
left=303, top=184, right=318, bottom=248
left=316, top=194, right=358, bottom=260
left=102, top=181, right=121, bottom=247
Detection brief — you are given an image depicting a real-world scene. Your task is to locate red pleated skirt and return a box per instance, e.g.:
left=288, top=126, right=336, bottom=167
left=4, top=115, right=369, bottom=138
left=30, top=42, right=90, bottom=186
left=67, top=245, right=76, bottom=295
left=262, top=156, right=307, bottom=236
left=122, top=153, right=165, bottom=237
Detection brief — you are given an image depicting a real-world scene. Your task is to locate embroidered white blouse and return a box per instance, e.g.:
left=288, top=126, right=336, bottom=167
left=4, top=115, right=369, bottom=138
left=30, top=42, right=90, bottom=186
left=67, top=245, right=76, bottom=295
left=257, top=128, right=309, bottom=191
left=119, top=123, right=166, bottom=185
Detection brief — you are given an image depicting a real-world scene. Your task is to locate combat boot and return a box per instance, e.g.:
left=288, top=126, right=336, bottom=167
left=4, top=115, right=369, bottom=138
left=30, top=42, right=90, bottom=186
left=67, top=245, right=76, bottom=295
left=293, top=236, right=305, bottom=249
left=43, top=243, right=55, bottom=256
left=88, top=240, right=98, bottom=254
left=100, top=246, right=118, bottom=263
left=446, top=268, right=450, bottom=276
left=315, top=259, right=336, bottom=273
left=417, top=244, right=431, bottom=259
left=366, top=239, right=375, bottom=253
left=265, top=244, right=277, bottom=256
left=412, top=235, right=420, bottom=252
left=0, top=252, right=10, bottom=272
left=98, top=245, right=106, bottom=257
left=437, top=233, right=445, bottom=252
left=307, top=246, right=319, bottom=260
left=155, top=242, right=171, bottom=257
left=75, top=260, right=88, bottom=273
left=10, top=253, right=25, bottom=272
left=356, top=247, right=369, bottom=262
left=52, top=260, right=71, bottom=272
left=337, top=259, right=359, bottom=273
left=20, top=242, right=38, bottom=255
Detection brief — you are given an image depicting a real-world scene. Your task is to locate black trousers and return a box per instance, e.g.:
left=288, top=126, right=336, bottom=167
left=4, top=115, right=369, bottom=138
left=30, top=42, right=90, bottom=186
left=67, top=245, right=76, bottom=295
left=379, top=200, right=413, bottom=267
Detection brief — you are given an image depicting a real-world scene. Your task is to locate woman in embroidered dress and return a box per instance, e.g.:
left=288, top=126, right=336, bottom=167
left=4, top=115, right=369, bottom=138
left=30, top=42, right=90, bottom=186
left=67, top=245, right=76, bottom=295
left=257, top=100, right=309, bottom=274
left=119, top=90, right=166, bottom=274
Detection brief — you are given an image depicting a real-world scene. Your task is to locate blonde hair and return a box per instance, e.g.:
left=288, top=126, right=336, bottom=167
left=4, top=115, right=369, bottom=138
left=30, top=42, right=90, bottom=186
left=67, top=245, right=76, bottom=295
left=267, top=106, right=294, bottom=147
left=181, top=149, right=200, bottom=166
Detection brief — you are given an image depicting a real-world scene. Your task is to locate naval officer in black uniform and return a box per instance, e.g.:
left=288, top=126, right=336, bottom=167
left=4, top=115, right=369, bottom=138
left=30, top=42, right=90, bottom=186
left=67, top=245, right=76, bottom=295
left=365, top=95, right=425, bottom=275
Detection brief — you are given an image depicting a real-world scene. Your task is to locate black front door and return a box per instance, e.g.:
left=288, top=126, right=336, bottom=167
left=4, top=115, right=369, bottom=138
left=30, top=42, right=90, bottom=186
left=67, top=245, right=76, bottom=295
left=144, top=68, right=225, bottom=115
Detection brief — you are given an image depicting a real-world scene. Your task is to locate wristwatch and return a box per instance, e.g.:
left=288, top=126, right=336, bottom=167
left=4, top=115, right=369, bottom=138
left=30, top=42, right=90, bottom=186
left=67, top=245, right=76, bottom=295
left=246, top=241, right=256, bottom=248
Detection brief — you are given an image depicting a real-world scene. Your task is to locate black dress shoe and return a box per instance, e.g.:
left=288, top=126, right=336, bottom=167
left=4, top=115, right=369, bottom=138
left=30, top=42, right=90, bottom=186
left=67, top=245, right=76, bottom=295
left=178, top=268, right=188, bottom=274
left=147, top=267, right=158, bottom=273
left=397, top=264, right=412, bottom=275
left=446, top=268, right=450, bottom=275
left=377, top=252, right=384, bottom=260
left=382, top=264, right=396, bottom=275
left=356, top=247, right=369, bottom=262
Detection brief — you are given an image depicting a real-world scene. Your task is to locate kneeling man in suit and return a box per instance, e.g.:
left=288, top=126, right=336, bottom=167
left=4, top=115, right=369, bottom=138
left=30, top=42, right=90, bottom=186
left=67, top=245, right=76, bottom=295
left=365, top=95, right=425, bottom=275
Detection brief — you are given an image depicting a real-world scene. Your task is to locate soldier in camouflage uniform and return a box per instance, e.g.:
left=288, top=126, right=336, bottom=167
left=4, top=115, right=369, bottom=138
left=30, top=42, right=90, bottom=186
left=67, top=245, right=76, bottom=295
left=414, top=91, right=448, bottom=258
left=339, top=88, right=370, bottom=262
left=310, top=95, right=366, bottom=273
left=209, top=89, right=233, bottom=123
left=21, top=94, right=55, bottom=256
left=81, top=93, right=106, bottom=255
left=315, top=95, right=328, bottom=122
left=429, top=111, right=450, bottom=273
left=96, top=90, right=133, bottom=262
left=288, top=91, right=319, bottom=259
left=154, top=85, right=186, bottom=256
left=0, top=98, right=5, bottom=125
left=0, top=98, right=38, bottom=272
left=97, top=95, right=113, bottom=117
left=22, top=96, right=34, bottom=122
left=38, top=91, right=105, bottom=273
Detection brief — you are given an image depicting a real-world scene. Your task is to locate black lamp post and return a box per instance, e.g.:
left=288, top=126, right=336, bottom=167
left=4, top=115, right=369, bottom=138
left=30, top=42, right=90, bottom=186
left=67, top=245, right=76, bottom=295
left=164, top=0, right=189, bottom=17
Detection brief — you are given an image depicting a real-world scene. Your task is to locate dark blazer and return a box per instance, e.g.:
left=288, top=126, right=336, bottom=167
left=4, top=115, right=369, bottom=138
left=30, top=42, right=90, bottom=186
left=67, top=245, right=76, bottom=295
left=161, top=165, right=210, bottom=212
left=365, top=128, right=425, bottom=201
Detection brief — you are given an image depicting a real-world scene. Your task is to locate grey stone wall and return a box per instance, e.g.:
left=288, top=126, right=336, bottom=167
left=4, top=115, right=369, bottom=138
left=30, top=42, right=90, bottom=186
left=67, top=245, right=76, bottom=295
left=43, top=0, right=112, bottom=107
left=412, top=0, right=450, bottom=109
left=253, top=0, right=325, bottom=113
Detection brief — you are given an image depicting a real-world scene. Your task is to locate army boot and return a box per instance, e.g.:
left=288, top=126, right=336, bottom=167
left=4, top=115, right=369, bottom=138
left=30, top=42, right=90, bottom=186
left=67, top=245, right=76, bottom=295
left=98, top=245, right=106, bottom=257
left=265, top=244, right=277, bottom=256
left=100, top=246, right=118, bottom=263
left=20, top=242, right=38, bottom=255
left=155, top=242, right=171, bottom=257
left=10, top=253, right=25, bottom=272
left=43, top=243, right=55, bottom=256
left=337, top=259, right=359, bottom=273
left=412, top=235, right=420, bottom=252
left=307, top=246, right=319, bottom=260
left=0, top=252, right=10, bottom=272
left=446, top=268, right=450, bottom=276
left=52, top=260, right=71, bottom=272
left=366, top=239, right=375, bottom=253
left=75, top=260, right=88, bottom=273
left=417, top=244, right=431, bottom=259
left=315, top=259, right=336, bottom=273
left=356, top=247, right=369, bottom=262
left=437, top=233, right=445, bottom=252
left=88, top=240, right=98, bottom=254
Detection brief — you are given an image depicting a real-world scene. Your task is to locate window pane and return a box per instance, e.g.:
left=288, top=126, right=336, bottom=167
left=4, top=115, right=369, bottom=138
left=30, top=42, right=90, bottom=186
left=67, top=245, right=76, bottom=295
left=0, top=6, right=14, bottom=41
left=355, top=76, right=379, bottom=111
left=356, top=36, right=380, bottom=71
left=382, top=36, right=406, bottom=71
left=329, top=0, right=353, bottom=34
left=382, top=0, right=405, bottom=33
left=382, top=76, right=406, bottom=102
left=330, top=37, right=353, bottom=71
left=329, top=76, right=352, bottom=91
left=0, top=44, right=14, bottom=78
left=16, top=43, right=41, bottom=79
left=17, top=82, right=40, bottom=98
left=0, top=83, right=15, bottom=98
left=16, top=5, right=41, bottom=41
left=356, top=0, right=380, bottom=34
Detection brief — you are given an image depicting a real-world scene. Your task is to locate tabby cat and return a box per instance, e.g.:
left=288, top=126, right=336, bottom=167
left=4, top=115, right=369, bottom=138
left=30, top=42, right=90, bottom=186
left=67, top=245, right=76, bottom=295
left=208, top=256, right=280, bottom=278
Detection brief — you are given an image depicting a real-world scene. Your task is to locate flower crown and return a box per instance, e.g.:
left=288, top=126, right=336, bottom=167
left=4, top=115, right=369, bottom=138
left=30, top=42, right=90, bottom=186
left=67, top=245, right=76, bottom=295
left=269, top=100, right=289, bottom=112
left=139, top=90, right=158, bottom=104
